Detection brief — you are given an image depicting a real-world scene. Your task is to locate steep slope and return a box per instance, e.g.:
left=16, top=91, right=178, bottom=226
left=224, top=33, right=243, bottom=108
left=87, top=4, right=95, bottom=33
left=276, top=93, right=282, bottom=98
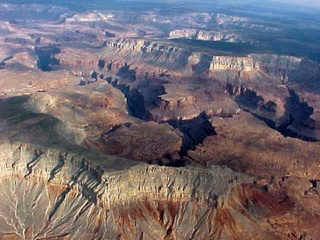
left=0, top=2, right=319, bottom=239
left=0, top=141, right=319, bottom=240
left=0, top=141, right=247, bottom=240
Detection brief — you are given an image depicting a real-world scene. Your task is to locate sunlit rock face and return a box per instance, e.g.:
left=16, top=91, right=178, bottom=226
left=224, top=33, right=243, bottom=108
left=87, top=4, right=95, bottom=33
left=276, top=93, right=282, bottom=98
left=103, top=38, right=193, bottom=70
left=209, top=55, right=320, bottom=141
left=0, top=142, right=248, bottom=239
left=210, top=54, right=302, bottom=75
left=210, top=56, right=259, bottom=71
left=0, top=142, right=319, bottom=240
left=169, top=29, right=243, bottom=43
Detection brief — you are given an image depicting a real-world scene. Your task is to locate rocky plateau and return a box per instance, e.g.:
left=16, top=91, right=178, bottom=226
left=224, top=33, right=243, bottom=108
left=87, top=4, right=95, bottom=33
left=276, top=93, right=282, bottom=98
left=0, top=1, right=319, bottom=239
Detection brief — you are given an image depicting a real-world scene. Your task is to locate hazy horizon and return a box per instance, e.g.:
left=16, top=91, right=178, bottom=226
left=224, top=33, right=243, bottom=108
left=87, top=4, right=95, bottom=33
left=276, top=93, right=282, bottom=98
left=272, top=0, right=320, bottom=8
left=1, top=0, right=320, bottom=9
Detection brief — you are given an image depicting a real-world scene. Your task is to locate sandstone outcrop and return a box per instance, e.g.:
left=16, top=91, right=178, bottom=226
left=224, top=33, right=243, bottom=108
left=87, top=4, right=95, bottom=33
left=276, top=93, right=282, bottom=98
left=0, top=2, right=320, bottom=239
left=0, top=141, right=250, bottom=240
left=0, top=81, right=184, bottom=164
left=189, top=111, right=320, bottom=178
left=169, top=29, right=242, bottom=43
left=0, top=141, right=319, bottom=240
left=210, top=54, right=302, bottom=78
left=104, top=38, right=192, bottom=70
left=209, top=54, right=320, bottom=140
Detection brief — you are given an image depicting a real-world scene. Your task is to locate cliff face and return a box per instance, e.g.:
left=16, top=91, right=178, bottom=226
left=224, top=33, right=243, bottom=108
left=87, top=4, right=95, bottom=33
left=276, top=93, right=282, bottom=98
left=104, top=38, right=192, bottom=70
left=0, top=141, right=249, bottom=240
left=210, top=54, right=303, bottom=80
left=209, top=54, right=320, bottom=141
left=1, top=142, right=319, bottom=240
left=1, top=3, right=320, bottom=239
left=102, top=39, right=315, bottom=81
left=185, top=52, right=212, bottom=75
left=190, top=112, right=320, bottom=179
left=210, top=56, right=259, bottom=72
left=169, top=29, right=242, bottom=43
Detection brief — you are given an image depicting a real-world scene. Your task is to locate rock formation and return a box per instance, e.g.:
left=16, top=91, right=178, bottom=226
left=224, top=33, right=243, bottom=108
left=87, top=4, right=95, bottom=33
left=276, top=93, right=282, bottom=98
left=169, top=29, right=243, bottom=43
left=0, top=1, right=320, bottom=239
left=0, top=141, right=319, bottom=239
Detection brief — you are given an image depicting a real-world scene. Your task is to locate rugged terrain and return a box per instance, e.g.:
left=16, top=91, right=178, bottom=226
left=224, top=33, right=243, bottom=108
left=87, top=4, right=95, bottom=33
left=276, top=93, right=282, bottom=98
left=0, top=1, right=319, bottom=239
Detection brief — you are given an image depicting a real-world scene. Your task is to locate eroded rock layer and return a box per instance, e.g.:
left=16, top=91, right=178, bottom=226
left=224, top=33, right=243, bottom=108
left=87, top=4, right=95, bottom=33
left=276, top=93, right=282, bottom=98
left=0, top=142, right=319, bottom=240
left=0, top=1, right=320, bottom=239
left=0, top=141, right=244, bottom=239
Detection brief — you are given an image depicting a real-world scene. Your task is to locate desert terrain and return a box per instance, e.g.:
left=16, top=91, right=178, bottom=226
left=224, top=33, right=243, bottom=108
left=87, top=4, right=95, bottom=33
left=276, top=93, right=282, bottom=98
left=0, top=1, right=319, bottom=239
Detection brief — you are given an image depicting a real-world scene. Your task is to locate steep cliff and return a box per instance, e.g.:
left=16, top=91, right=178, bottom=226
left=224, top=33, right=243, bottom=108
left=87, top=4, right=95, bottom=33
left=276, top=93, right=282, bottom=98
left=169, top=29, right=242, bottom=43
left=0, top=2, right=320, bottom=239
left=0, top=141, right=319, bottom=240
left=0, top=141, right=250, bottom=240
left=210, top=54, right=308, bottom=82
left=209, top=54, right=320, bottom=141
left=210, top=56, right=259, bottom=72
left=185, top=52, right=212, bottom=75
left=103, top=38, right=192, bottom=70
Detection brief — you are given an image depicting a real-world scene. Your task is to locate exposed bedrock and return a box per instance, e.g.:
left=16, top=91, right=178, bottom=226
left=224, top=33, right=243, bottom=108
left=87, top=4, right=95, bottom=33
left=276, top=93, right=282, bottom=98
left=186, top=52, right=212, bottom=75
left=0, top=141, right=252, bottom=240
left=0, top=55, right=13, bottom=69
left=105, top=73, right=214, bottom=162
left=149, top=76, right=240, bottom=123
left=99, top=121, right=183, bottom=164
left=14, top=82, right=183, bottom=164
left=280, top=89, right=317, bottom=141
left=230, top=85, right=319, bottom=141
left=189, top=111, right=320, bottom=179
left=169, top=28, right=243, bottom=43
left=22, top=82, right=129, bottom=146
left=101, top=38, right=320, bottom=84
left=0, top=142, right=319, bottom=240
left=70, top=48, right=320, bottom=142
left=104, top=67, right=219, bottom=162
left=210, top=54, right=320, bottom=84
left=106, top=66, right=153, bottom=121
left=214, top=178, right=320, bottom=240
left=59, top=58, right=99, bottom=69
left=55, top=37, right=320, bottom=83
left=166, top=112, right=216, bottom=156
left=103, top=38, right=193, bottom=71
left=233, top=85, right=319, bottom=141
left=210, top=54, right=320, bottom=141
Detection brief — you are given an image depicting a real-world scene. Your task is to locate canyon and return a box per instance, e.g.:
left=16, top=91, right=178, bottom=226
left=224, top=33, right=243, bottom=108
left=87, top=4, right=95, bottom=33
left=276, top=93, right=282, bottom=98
left=0, top=1, right=319, bottom=239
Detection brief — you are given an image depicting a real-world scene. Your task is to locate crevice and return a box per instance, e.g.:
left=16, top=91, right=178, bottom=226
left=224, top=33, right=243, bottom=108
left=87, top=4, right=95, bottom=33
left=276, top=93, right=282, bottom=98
left=234, top=86, right=318, bottom=142
left=35, top=45, right=61, bottom=72
left=48, top=186, right=71, bottom=221
left=48, top=153, right=67, bottom=183
left=24, top=150, right=44, bottom=178
left=239, top=89, right=319, bottom=142
left=48, top=159, right=94, bottom=222
left=251, top=112, right=318, bottom=142
left=166, top=111, right=216, bottom=157
left=106, top=67, right=153, bottom=121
